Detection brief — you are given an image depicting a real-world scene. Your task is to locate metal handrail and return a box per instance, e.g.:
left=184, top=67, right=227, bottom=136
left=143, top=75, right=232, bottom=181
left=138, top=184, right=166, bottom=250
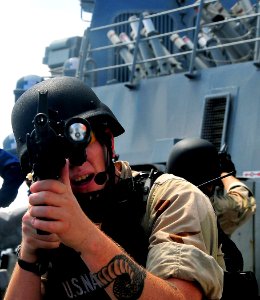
left=79, top=1, right=259, bottom=83
left=83, top=35, right=260, bottom=74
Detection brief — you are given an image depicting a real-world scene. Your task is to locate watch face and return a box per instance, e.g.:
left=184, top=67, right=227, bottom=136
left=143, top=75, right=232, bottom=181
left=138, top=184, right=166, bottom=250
left=16, top=244, right=22, bottom=257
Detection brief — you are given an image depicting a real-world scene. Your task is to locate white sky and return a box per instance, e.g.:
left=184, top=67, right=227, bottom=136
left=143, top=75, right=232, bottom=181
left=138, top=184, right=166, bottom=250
left=0, top=0, right=89, bottom=146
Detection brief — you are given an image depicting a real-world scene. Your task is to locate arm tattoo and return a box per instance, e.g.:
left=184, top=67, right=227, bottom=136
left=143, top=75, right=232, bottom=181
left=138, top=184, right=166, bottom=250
left=94, top=254, right=146, bottom=299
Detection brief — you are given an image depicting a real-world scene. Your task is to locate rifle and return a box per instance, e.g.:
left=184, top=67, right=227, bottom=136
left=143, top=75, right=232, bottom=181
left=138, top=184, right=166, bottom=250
left=26, top=89, right=92, bottom=181
left=218, top=143, right=237, bottom=176
left=197, top=143, right=235, bottom=188
left=26, top=89, right=92, bottom=233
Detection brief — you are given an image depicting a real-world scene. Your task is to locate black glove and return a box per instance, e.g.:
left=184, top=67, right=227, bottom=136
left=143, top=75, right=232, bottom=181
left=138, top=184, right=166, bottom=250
left=218, top=152, right=236, bottom=175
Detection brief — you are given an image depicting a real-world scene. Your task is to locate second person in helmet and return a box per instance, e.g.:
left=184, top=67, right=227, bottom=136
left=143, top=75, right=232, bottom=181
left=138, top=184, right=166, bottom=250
left=5, top=77, right=224, bottom=300
left=166, top=137, right=256, bottom=236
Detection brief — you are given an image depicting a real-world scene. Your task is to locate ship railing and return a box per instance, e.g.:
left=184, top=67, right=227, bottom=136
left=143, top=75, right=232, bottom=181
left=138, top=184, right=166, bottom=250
left=77, top=0, right=260, bottom=87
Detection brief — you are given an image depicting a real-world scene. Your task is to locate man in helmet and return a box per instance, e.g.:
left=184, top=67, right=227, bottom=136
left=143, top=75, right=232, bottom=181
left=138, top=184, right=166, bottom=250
left=0, top=75, right=44, bottom=205
left=166, top=138, right=258, bottom=299
left=166, top=138, right=256, bottom=236
left=0, top=75, right=44, bottom=207
left=4, top=77, right=224, bottom=300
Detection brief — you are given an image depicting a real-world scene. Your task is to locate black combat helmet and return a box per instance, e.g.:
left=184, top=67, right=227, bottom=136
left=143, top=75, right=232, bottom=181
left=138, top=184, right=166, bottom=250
left=166, top=138, right=221, bottom=187
left=11, top=76, right=124, bottom=175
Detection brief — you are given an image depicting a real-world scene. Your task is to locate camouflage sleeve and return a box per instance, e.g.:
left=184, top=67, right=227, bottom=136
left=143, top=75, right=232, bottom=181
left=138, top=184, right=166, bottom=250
left=212, top=182, right=256, bottom=235
left=142, top=174, right=224, bottom=300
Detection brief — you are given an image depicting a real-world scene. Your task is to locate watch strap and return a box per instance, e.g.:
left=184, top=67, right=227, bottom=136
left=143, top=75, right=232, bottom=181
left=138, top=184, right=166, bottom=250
left=17, top=258, right=43, bottom=276
left=16, top=244, right=47, bottom=276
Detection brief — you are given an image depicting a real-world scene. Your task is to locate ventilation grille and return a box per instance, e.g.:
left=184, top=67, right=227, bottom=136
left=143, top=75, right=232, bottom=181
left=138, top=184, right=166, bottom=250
left=201, top=95, right=231, bottom=150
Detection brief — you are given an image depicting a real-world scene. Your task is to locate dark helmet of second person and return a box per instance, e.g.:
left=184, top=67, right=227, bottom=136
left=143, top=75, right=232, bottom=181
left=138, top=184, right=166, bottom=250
left=166, top=138, right=221, bottom=188
left=11, top=76, right=125, bottom=176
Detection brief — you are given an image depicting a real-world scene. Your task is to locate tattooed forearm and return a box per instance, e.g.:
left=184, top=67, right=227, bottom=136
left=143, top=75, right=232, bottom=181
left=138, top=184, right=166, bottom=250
left=94, top=254, right=146, bottom=299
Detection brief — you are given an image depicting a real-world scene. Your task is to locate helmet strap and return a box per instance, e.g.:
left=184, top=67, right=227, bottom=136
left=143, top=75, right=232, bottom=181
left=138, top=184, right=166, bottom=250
left=93, top=129, right=115, bottom=187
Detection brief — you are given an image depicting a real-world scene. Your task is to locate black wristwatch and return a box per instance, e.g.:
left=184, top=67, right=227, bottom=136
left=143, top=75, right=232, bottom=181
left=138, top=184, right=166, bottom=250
left=16, top=245, right=46, bottom=276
